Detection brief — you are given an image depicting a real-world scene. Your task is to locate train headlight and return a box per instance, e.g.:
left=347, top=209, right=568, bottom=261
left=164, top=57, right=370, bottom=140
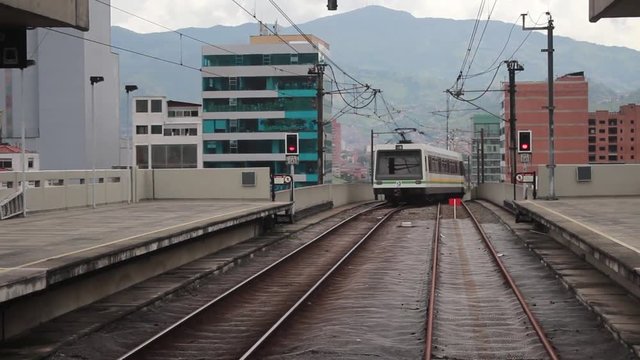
left=415, top=180, right=422, bottom=184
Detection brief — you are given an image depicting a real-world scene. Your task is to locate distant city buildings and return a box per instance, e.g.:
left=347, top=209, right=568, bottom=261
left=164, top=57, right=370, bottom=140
left=133, top=97, right=202, bottom=169
left=496, top=71, right=640, bottom=184
left=471, top=114, right=501, bottom=183
left=502, top=72, right=589, bottom=181
left=588, top=104, right=640, bottom=163
left=200, top=29, right=332, bottom=186
left=0, top=1, right=119, bottom=170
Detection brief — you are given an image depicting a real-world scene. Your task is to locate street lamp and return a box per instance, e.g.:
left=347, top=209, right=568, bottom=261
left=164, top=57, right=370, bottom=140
left=90, top=76, right=104, bottom=209
left=125, top=85, right=138, bottom=204
left=19, top=59, right=36, bottom=217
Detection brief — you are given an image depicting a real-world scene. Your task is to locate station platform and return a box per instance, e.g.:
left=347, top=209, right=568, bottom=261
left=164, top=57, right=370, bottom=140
left=513, top=197, right=640, bottom=298
left=0, top=199, right=291, bottom=338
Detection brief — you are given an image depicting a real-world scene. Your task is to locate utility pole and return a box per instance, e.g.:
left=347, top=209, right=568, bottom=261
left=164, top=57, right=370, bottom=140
left=480, top=128, right=485, bottom=184
left=523, top=12, right=556, bottom=199
left=309, top=63, right=326, bottom=185
left=445, top=92, right=450, bottom=150
left=506, top=60, right=524, bottom=201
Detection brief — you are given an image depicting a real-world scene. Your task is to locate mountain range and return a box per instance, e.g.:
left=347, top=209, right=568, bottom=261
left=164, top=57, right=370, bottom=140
left=113, top=5, right=640, bottom=147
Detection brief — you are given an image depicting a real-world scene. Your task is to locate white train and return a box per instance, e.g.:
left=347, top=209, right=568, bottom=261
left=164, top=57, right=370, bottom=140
left=372, top=142, right=465, bottom=203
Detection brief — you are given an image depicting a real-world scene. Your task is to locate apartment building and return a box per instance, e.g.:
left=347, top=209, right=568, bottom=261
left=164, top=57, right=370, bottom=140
left=588, top=104, right=640, bottom=163
left=471, top=114, right=502, bottom=183
left=502, top=72, right=589, bottom=180
left=133, top=97, right=202, bottom=169
left=201, top=31, right=332, bottom=186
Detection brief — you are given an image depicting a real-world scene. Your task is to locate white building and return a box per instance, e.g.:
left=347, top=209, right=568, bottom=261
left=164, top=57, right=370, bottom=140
left=0, top=1, right=119, bottom=170
left=0, top=144, right=40, bottom=172
left=133, top=96, right=202, bottom=169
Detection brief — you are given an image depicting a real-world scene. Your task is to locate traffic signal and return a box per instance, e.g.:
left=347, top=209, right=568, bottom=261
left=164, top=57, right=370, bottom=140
left=285, top=133, right=299, bottom=155
left=327, top=0, right=337, bottom=10
left=517, top=130, right=532, bottom=153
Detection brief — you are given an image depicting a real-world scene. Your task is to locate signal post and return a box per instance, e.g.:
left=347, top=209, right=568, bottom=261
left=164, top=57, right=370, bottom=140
left=285, top=133, right=299, bottom=221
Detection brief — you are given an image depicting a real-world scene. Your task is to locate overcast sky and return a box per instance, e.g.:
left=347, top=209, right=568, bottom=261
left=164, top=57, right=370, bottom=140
left=110, top=0, right=640, bottom=51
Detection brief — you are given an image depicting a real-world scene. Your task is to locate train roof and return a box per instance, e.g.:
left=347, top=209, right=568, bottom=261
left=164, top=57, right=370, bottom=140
left=373, top=142, right=463, bottom=159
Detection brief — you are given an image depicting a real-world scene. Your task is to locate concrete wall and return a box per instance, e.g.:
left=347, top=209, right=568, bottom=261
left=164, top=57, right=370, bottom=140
left=536, top=164, right=640, bottom=197
left=475, top=163, right=640, bottom=204
left=148, top=168, right=271, bottom=200
left=0, top=169, right=128, bottom=211
left=1, top=167, right=376, bottom=215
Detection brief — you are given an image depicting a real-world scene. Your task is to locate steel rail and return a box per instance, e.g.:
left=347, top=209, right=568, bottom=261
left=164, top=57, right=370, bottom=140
left=424, top=204, right=440, bottom=360
left=240, top=205, right=405, bottom=359
left=462, top=201, right=560, bottom=360
left=119, top=202, right=389, bottom=360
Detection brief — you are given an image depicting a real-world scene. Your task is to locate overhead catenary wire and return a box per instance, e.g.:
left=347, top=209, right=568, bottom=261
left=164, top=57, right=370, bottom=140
left=95, top=0, right=309, bottom=77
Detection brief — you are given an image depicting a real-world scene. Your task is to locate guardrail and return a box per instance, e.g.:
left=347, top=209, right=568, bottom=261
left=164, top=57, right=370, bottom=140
left=0, top=189, right=23, bottom=220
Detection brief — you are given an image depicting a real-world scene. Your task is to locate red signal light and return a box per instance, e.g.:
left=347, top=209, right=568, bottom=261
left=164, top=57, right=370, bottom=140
left=285, top=133, right=299, bottom=155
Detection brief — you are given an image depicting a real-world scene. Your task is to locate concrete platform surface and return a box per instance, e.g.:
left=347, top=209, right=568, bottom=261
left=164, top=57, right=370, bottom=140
left=0, top=200, right=291, bottom=303
left=514, top=197, right=640, bottom=297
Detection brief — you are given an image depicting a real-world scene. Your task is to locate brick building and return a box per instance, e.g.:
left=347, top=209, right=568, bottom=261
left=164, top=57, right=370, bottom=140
left=589, top=104, right=640, bottom=163
left=502, top=72, right=589, bottom=181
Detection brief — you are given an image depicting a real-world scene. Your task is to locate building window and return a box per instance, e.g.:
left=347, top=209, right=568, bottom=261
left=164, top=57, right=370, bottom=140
left=588, top=136, right=596, bottom=144
left=136, top=99, right=148, bottom=113
left=609, top=155, right=618, bottom=161
left=609, top=119, right=617, bottom=126
left=588, top=119, right=595, bottom=126
left=632, top=129, right=635, bottom=133
left=621, top=156, right=624, bottom=160
left=599, top=146, right=605, bottom=151
left=598, top=129, right=605, bottom=133
left=151, top=125, right=163, bottom=134
left=151, top=144, right=197, bottom=168
left=588, top=145, right=596, bottom=152
left=633, top=155, right=635, bottom=159
left=589, top=128, right=595, bottom=134
left=136, top=145, right=149, bottom=168
left=599, top=120, right=605, bottom=124
left=28, top=158, right=33, bottom=168
left=0, top=159, right=12, bottom=169
left=136, top=125, right=148, bottom=134
left=609, top=145, right=617, bottom=152
left=588, top=155, right=595, bottom=162
left=151, top=100, right=162, bottom=113
left=599, top=155, right=606, bottom=160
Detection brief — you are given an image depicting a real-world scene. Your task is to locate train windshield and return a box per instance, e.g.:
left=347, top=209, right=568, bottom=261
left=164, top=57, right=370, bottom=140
left=375, top=150, right=422, bottom=180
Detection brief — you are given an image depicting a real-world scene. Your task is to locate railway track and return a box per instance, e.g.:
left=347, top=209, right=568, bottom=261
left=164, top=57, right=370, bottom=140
left=425, top=202, right=560, bottom=360
left=119, top=204, right=401, bottom=360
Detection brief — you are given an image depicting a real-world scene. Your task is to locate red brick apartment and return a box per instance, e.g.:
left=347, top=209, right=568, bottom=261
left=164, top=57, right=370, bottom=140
left=503, top=72, right=589, bottom=178
left=589, top=104, right=640, bottom=163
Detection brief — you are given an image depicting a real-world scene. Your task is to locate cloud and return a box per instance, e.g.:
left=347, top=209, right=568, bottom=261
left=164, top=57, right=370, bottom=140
left=110, top=0, right=640, bottom=51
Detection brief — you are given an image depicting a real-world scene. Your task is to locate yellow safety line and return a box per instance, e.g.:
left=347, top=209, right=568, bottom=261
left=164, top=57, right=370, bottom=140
left=525, top=200, right=640, bottom=254
left=2, top=204, right=268, bottom=272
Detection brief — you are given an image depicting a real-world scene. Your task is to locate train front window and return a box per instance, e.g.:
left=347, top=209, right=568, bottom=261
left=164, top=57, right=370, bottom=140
left=376, top=150, right=422, bottom=179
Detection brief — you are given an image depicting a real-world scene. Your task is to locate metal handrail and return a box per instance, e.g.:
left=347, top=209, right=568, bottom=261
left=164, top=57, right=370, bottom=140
left=0, top=189, right=24, bottom=220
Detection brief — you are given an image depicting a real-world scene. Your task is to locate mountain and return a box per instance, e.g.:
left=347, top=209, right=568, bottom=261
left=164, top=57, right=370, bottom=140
left=112, top=5, right=640, bottom=146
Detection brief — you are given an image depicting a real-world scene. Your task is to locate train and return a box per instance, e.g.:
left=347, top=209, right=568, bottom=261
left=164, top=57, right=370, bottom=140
left=372, top=142, right=465, bottom=203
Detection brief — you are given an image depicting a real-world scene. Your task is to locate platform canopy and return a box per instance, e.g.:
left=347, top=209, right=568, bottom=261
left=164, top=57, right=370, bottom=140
left=590, top=0, right=640, bottom=22
left=0, top=0, right=89, bottom=30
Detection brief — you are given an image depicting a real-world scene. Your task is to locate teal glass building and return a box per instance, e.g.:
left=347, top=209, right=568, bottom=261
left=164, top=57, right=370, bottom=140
left=201, top=33, right=332, bottom=187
